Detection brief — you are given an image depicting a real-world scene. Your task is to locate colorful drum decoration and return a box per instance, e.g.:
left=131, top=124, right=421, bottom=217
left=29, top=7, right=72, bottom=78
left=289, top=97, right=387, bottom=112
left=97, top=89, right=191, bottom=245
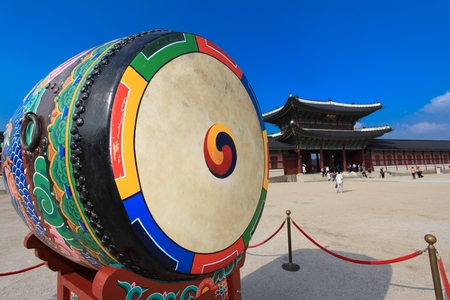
left=1, top=30, right=268, bottom=279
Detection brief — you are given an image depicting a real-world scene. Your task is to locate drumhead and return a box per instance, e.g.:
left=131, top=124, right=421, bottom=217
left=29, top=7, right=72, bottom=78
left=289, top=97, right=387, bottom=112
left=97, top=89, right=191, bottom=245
left=110, top=33, right=268, bottom=274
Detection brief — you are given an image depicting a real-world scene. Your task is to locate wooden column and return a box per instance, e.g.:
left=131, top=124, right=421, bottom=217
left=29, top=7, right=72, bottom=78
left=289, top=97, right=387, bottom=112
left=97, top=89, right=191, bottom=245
left=328, top=152, right=333, bottom=168
left=433, top=151, right=436, bottom=168
left=423, top=151, right=426, bottom=170
left=306, top=152, right=310, bottom=172
left=342, top=148, right=347, bottom=171
left=403, top=150, right=406, bottom=171
left=361, top=149, right=365, bottom=166
left=299, top=149, right=302, bottom=172
left=320, top=148, right=324, bottom=169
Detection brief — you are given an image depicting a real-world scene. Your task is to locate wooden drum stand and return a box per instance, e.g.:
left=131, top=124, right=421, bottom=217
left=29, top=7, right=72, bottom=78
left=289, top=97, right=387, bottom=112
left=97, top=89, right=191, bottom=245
left=24, top=233, right=244, bottom=300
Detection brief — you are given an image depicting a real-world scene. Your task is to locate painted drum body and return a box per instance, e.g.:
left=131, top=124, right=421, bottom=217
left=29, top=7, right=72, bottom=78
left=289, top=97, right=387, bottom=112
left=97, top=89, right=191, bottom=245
left=1, top=30, right=268, bottom=279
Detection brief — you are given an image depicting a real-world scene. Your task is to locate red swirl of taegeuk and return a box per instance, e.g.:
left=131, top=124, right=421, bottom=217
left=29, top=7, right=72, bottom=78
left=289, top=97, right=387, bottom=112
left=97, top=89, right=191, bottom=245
left=203, top=124, right=237, bottom=179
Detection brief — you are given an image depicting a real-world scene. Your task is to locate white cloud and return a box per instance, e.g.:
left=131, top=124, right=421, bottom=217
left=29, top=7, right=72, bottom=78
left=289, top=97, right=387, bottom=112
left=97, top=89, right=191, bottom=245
left=420, top=91, right=450, bottom=113
left=400, top=122, right=450, bottom=133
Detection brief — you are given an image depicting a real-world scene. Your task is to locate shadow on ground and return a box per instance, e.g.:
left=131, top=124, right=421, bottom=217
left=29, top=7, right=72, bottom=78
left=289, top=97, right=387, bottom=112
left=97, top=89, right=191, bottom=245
left=242, top=249, right=393, bottom=300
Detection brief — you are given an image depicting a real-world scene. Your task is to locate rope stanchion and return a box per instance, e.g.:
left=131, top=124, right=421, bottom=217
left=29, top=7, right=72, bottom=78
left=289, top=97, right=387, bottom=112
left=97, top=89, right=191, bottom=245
left=282, top=210, right=300, bottom=271
left=425, top=234, right=444, bottom=300
left=248, top=220, right=286, bottom=248
left=0, top=262, right=45, bottom=276
left=437, top=256, right=450, bottom=300
left=292, top=220, right=422, bottom=265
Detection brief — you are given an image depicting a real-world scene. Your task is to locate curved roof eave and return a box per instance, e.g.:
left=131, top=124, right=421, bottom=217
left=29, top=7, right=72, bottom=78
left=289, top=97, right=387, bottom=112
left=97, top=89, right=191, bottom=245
left=275, top=124, right=393, bottom=142
left=267, top=136, right=297, bottom=150
left=263, top=95, right=384, bottom=122
left=299, top=126, right=393, bottom=139
left=292, top=97, right=383, bottom=115
left=262, top=98, right=293, bottom=121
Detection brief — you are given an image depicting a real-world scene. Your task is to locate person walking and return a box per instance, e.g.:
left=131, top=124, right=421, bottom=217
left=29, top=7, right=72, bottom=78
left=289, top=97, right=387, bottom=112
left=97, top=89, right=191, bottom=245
left=360, top=164, right=367, bottom=178
left=336, top=171, right=344, bottom=193
left=411, top=166, right=416, bottom=179
left=416, top=166, right=424, bottom=178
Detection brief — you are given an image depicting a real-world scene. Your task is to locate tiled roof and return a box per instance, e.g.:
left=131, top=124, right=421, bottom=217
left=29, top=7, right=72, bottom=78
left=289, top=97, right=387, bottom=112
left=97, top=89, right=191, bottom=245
left=267, top=136, right=297, bottom=150
left=263, top=96, right=383, bottom=120
left=367, top=139, right=450, bottom=151
left=276, top=124, right=392, bottom=142
left=292, top=97, right=382, bottom=114
left=299, top=126, right=392, bottom=139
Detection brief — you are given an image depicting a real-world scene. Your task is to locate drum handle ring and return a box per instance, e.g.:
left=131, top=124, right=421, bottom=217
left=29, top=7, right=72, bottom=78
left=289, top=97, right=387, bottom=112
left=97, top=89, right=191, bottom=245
left=20, top=112, right=42, bottom=151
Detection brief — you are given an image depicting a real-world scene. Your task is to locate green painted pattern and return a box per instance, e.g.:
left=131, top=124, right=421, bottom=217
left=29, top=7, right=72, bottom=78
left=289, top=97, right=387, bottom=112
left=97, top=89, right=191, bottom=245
left=33, top=156, right=82, bottom=249
left=64, top=41, right=119, bottom=264
left=46, top=40, right=118, bottom=265
left=24, top=83, right=45, bottom=113
left=57, top=85, right=77, bottom=108
left=242, top=188, right=267, bottom=245
left=141, top=33, right=186, bottom=58
left=130, top=33, right=198, bottom=81
left=22, top=82, right=46, bottom=145
left=117, top=254, right=241, bottom=300
left=117, top=280, right=150, bottom=300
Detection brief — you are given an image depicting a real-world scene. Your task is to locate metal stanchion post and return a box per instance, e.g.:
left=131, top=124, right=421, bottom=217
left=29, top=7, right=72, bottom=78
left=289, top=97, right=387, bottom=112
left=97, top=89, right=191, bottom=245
left=425, top=234, right=443, bottom=300
left=282, top=210, right=300, bottom=272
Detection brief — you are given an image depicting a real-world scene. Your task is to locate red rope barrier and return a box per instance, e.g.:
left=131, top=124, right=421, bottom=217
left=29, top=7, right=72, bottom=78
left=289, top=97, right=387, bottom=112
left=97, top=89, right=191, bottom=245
left=292, top=220, right=422, bottom=265
left=248, top=220, right=286, bottom=249
left=438, top=257, right=450, bottom=299
left=0, top=262, right=45, bottom=276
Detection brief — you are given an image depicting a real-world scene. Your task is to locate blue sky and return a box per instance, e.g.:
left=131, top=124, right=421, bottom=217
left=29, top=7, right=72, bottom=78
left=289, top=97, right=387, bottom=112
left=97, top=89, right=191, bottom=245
left=1, top=1, right=449, bottom=139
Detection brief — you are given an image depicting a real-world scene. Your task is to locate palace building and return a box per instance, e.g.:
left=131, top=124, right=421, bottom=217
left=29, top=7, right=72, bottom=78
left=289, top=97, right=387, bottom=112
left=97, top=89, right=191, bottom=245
left=263, top=94, right=450, bottom=176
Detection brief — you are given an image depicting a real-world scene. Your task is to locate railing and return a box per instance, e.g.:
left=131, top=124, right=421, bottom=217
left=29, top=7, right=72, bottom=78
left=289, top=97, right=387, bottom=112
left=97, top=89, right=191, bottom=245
left=248, top=210, right=449, bottom=300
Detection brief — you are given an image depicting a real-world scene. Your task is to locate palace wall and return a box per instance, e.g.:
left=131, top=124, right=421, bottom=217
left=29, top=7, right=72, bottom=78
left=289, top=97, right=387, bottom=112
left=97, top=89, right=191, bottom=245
left=370, top=150, right=450, bottom=175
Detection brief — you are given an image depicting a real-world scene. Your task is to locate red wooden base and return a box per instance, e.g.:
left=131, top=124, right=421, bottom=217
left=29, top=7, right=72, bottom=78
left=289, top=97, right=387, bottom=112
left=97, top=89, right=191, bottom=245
left=24, top=233, right=244, bottom=300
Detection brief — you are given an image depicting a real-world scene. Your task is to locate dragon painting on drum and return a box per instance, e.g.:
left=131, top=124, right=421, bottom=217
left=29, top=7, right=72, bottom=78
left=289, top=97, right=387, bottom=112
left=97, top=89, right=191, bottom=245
left=1, top=30, right=268, bottom=280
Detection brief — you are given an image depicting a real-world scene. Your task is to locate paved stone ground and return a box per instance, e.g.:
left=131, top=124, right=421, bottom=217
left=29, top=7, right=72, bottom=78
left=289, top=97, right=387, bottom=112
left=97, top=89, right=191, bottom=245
left=242, top=174, right=450, bottom=299
left=1, top=174, right=450, bottom=299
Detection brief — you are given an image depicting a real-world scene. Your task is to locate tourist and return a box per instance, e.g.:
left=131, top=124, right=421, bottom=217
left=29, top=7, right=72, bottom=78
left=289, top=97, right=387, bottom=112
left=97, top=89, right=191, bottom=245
left=360, top=164, right=367, bottom=177
left=321, top=167, right=325, bottom=177
left=417, top=166, right=424, bottom=178
left=361, top=168, right=367, bottom=178
left=336, top=171, right=344, bottom=193
left=379, top=168, right=385, bottom=178
left=327, top=171, right=331, bottom=181
left=367, top=167, right=372, bottom=178
left=411, top=166, right=416, bottom=179
left=302, top=165, right=306, bottom=175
